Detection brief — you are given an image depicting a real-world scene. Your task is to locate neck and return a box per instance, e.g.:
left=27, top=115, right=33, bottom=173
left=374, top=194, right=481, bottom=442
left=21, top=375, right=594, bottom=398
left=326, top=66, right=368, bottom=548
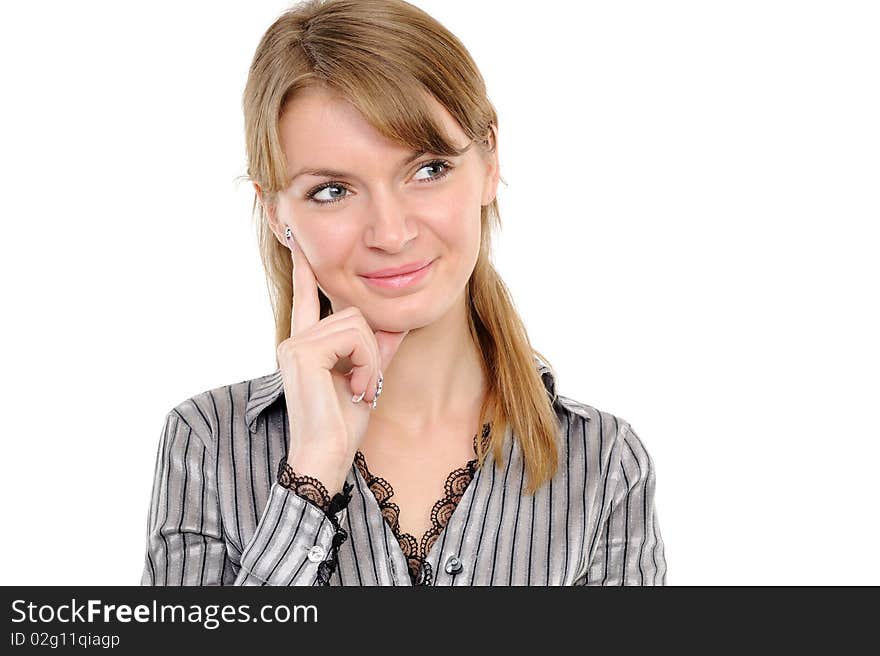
left=369, top=289, right=487, bottom=436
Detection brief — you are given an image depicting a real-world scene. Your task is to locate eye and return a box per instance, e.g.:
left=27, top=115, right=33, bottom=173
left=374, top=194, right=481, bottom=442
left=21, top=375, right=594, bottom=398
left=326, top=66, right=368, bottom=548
left=413, top=159, right=454, bottom=182
left=307, top=183, right=349, bottom=205
left=304, top=159, right=455, bottom=206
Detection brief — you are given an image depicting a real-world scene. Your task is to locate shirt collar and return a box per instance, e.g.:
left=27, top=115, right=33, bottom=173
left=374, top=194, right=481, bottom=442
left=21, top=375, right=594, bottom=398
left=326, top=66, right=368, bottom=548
left=246, top=354, right=558, bottom=433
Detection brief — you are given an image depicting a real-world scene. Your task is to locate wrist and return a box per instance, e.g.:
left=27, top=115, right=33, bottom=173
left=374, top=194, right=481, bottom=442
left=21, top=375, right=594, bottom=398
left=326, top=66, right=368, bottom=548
left=282, top=451, right=350, bottom=501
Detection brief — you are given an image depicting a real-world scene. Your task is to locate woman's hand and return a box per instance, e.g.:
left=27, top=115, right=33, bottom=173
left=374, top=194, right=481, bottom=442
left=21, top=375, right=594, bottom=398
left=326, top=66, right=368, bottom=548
left=276, top=229, right=410, bottom=494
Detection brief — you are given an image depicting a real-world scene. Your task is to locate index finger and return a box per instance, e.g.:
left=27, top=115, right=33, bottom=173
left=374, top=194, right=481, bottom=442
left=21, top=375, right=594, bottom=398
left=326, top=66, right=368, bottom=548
left=287, top=229, right=320, bottom=337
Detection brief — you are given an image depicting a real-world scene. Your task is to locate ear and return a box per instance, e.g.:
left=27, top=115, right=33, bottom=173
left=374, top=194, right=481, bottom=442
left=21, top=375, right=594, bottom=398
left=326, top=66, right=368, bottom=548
left=253, top=182, right=287, bottom=247
left=480, top=123, right=500, bottom=207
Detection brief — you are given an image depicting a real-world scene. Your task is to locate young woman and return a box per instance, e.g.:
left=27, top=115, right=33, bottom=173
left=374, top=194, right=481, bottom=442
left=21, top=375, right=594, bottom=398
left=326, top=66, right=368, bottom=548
left=141, top=0, right=667, bottom=586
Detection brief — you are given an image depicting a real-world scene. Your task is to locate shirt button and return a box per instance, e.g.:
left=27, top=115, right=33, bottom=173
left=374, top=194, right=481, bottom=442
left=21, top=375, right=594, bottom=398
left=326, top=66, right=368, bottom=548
left=307, top=545, right=326, bottom=562
left=444, top=555, right=463, bottom=575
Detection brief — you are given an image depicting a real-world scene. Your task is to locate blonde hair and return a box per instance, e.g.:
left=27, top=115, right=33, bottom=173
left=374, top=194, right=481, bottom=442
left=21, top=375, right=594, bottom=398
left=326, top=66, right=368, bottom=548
left=241, top=0, right=559, bottom=495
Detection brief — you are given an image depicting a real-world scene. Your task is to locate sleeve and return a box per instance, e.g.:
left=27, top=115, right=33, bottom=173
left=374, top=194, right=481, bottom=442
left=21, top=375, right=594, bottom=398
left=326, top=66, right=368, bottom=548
left=238, top=462, right=353, bottom=586
left=583, top=422, right=667, bottom=586
left=140, top=410, right=352, bottom=586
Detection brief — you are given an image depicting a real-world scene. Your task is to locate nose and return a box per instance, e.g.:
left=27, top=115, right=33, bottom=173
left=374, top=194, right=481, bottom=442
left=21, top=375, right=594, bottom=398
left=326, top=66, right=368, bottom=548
left=365, top=187, right=417, bottom=251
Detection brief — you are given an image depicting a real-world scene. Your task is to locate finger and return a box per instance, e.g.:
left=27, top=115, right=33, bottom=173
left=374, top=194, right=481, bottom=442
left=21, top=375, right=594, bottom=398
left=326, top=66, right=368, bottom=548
left=343, top=315, right=382, bottom=401
left=305, top=312, right=378, bottom=379
left=375, top=330, right=410, bottom=373
left=287, top=229, right=320, bottom=338
left=312, top=307, right=367, bottom=375
left=318, top=313, right=383, bottom=404
left=366, top=329, right=410, bottom=405
left=319, top=327, right=375, bottom=404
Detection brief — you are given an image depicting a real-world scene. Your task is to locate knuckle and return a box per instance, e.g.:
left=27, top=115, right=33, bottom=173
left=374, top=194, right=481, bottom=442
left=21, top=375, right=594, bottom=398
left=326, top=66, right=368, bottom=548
left=278, top=337, right=306, bottom=362
left=345, top=328, right=375, bottom=375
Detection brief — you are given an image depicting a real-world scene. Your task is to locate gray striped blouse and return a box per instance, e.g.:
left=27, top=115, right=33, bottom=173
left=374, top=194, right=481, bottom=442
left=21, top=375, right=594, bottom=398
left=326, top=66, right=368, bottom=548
left=140, top=357, right=667, bottom=586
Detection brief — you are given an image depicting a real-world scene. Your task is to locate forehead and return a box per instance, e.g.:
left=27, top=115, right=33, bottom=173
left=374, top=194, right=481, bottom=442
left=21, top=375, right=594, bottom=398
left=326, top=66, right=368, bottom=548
left=278, top=86, right=469, bottom=161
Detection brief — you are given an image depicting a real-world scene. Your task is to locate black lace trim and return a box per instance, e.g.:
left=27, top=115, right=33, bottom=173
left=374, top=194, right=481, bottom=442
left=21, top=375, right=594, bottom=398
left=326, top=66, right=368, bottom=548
left=354, top=422, right=490, bottom=585
left=276, top=457, right=353, bottom=586
left=314, top=481, right=354, bottom=586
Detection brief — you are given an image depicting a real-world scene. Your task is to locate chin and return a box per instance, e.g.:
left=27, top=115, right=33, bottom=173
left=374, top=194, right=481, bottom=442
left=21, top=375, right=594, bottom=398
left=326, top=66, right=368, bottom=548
left=332, top=281, right=455, bottom=330
left=366, top=303, right=437, bottom=334
left=367, top=314, right=423, bottom=334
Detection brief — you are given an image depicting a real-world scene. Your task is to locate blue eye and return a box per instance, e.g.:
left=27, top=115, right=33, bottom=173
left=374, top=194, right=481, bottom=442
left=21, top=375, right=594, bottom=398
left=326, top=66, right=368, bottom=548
left=305, top=159, right=455, bottom=206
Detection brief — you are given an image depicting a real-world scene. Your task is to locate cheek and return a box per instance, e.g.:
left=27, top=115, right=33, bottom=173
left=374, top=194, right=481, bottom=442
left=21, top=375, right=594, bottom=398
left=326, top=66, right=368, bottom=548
left=427, top=184, right=479, bottom=231
left=431, top=201, right=481, bottom=251
left=299, top=229, right=356, bottom=279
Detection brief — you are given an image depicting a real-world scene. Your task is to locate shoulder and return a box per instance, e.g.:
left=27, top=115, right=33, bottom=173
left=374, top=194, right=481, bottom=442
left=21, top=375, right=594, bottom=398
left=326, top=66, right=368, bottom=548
left=535, top=356, right=640, bottom=453
left=163, top=369, right=281, bottom=449
left=551, top=392, right=648, bottom=476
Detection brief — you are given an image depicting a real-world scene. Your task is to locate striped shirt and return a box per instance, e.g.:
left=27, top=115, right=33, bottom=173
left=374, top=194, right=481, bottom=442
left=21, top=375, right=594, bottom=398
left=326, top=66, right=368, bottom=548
left=140, top=357, right=667, bottom=586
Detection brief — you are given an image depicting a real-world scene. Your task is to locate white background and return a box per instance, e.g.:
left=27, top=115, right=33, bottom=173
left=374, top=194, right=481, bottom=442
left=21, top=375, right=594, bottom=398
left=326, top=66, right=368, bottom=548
left=1, top=0, right=877, bottom=585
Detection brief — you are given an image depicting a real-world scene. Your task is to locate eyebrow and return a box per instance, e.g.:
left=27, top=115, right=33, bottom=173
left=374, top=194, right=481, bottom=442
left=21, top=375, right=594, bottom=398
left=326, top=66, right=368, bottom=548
left=289, top=150, right=429, bottom=184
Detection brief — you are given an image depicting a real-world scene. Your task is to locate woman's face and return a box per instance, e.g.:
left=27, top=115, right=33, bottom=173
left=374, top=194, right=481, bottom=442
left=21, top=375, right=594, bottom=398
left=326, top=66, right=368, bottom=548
left=265, top=86, right=499, bottom=333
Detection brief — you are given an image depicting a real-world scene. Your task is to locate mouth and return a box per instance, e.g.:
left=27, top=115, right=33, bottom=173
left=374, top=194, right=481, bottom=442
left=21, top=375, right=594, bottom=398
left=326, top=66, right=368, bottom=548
left=358, top=259, right=435, bottom=290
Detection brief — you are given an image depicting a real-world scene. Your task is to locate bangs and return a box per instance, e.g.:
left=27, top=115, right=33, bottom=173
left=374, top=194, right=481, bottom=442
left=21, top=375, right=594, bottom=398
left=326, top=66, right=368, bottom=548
left=311, top=71, right=475, bottom=160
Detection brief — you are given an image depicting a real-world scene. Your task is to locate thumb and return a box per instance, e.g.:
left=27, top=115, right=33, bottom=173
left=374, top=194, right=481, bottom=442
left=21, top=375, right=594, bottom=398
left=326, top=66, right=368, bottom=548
left=374, top=329, right=410, bottom=374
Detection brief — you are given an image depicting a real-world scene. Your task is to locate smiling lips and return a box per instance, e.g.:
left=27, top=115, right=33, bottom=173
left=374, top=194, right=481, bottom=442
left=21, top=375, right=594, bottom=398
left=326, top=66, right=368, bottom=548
left=361, top=260, right=434, bottom=278
left=358, top=259, right=435, bottom=290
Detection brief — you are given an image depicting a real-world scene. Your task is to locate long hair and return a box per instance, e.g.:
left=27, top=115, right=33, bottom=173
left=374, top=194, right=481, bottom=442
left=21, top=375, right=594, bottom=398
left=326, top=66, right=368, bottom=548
left=240, top=0, right=559, bottom=495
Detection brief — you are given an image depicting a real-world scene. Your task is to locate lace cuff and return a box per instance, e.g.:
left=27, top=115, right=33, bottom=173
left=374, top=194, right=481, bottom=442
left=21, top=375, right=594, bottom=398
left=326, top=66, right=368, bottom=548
left=314, top=481, right=353, bottom=585
left=276, top=457, right=353, bottom=586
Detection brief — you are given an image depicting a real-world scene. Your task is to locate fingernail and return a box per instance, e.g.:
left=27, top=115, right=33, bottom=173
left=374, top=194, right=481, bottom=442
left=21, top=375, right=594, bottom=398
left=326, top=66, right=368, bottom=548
left=351, top=390, right=366, bottom=403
